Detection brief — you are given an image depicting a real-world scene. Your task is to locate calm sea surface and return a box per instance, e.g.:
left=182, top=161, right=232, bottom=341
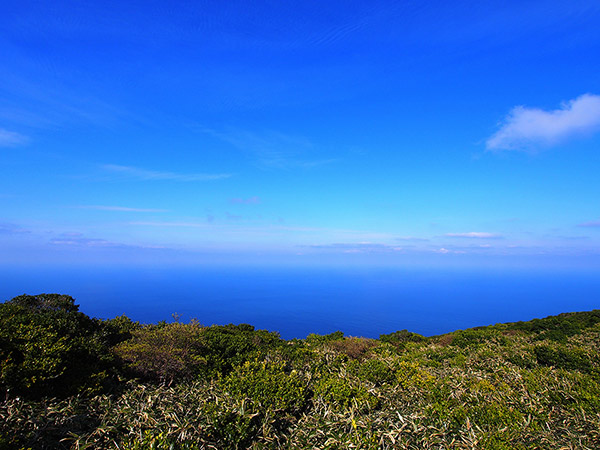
left=1, top=266, right=599, bottom=339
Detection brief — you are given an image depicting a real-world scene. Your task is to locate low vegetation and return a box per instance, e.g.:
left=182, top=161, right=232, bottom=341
left=1, top=294, right=599, bottom=449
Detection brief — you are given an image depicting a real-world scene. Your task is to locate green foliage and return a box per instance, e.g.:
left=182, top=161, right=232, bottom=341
left=200, top=324, right=282, bottom=376
left=379, top=329, right=426, bottom=345
left=8, top=293, right=80, bottom=313
left=533, top=344, right=593, bottom=372
left=113, top=320, right=205, bottom=384
left=314, top=373, right=378, bottom=411
left=113, top=322, right=283, bottom=384
left=99, top=314, right=142, bottom=346
left=348, top=358, right=395, bottom=385
left=329, top=337, right=378, bottom=360
left=509, top=310, right=600, bottom=340
left=0, top=294, right=119, bottom=398
left=2, top=296, right=600, bottom=449
left=394, top=361, right=435, bottom=390
left=221, top=360, right=307, bottom=412
left=305, top=330, right=344, bottom=345
left=448, top=327, right=503, bottom=348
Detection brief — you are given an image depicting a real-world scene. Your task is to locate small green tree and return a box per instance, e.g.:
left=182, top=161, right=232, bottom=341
left=0, top=294, right=117, bottom=398
left=113, top=321, right=205, bottom=384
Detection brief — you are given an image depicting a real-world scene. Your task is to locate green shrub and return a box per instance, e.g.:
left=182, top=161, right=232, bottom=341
left=98, top=315, right=142, bottom=347
left=395, top=361, right=434, bottom=390
left=201, top=324, right=282, bottom=376
left=221, top=360, right=307, bottom=413
left=306, top=330, right=344, bottom=345
left=348, top=358, right=395, bottom=385
left=510, top=310, right=600, bottom=338
left=450, top=327, right=500, bottom=348
left=0, top=294, right=116, bottom=398
left=379, top=329, right=426, bottom=345
left=329, top=337, right=378, bottom=360
left=533, top=345, right=593, bottom=372
left=314, top=373, right=378, bottom=411
left=113, top=321, right=205, bottom=384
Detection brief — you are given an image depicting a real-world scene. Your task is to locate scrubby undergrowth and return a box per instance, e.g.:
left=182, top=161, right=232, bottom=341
left=1, top=294, right=599, bottom=449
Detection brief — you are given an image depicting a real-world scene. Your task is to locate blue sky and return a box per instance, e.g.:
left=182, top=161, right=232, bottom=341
left=2, top=0, right=600, bottom=268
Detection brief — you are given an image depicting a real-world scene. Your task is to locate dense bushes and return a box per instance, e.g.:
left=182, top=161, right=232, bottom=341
left=1, top=294, right=600, bottom=449
left=200, top=323, right=282, bottom=376
left=114, top=321, right=205, bottom=384
left=313, top=372, right=379, bottom=411
left=221, top=360, right=307, bottom=412
left=508, top=309, right=600, bottom=341
left=379, top=328, right=426, bottom=345
left=533, top=344, right=594, bottom=372
left=0, top=294, right=126, bottom=398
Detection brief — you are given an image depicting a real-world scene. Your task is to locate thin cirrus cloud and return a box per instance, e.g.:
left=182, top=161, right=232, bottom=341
left=199, top=127, right=338, bottom=169
left=230, top=196, right=260, bottom=204
left=0, top=221, right=30, bottom=235
left=76, top=205, right=168, bottom=212
left=102, top=164, right=232, bottom=181
left=306, top=243, right=403, bottom=253
left=486, top=93, right=600, bottom=151
left=445, top=232, right=502, bottom=239
left=0, top=128, right=28, bottom=147
left=49, top=233, right=160, bottom=250
left=129, top=221, right=209, bottom=228
left=578, top=219, right=600, bottom=228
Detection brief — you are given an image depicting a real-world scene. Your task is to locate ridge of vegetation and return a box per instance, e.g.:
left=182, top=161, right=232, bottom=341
left=1, top=294, right=599, bottom=449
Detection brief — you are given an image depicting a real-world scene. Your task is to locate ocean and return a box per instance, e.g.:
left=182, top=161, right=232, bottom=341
left=1, top=265, right=598, bottom=339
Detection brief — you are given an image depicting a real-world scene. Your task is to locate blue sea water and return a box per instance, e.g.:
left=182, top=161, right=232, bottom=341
left=1, top=265, right=599, bottom=339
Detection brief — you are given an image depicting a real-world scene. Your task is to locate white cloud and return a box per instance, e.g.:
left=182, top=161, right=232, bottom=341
left=0, top=129, right=28, bottom=147
left=102, top=164, right=232, bottom=181
left=445, top=232, right=501, bottom=238
left=434, top=247, right=466, bottom=254
left=486, top=94, right=600, bottom=151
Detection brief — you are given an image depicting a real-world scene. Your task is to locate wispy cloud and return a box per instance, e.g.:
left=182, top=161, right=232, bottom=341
left=50, top=236, right=117, bottom=247
left=0, top=221, right=30, bottom=235
left=225, top=212, right=243, bottom=221
left=230, top=196, right=260, bottom=204
left=76, top=205, right=168, bottom=212
left=434, top=248, right=466, bottom=254
left=102, top=164, right=232, bottom=181
left=486, top=94, right=600, bottom=151
left=445, top=232, right=502, bottom=239
left=49, top=233, right=127, bottom=248
left=49, top=232, right=164, bottom=250
left=199, top=127, right=338, bottom=169
left=0, top=128, right=28, bottom=147
left=579, top=219, right=600, bottom=228
left=130, top=221, right=209, bottom=228
left=306, top=242, right=403, bottom=253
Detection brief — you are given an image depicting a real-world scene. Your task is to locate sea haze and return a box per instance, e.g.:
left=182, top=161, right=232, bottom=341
left=1, top=265, right=598, bottom=339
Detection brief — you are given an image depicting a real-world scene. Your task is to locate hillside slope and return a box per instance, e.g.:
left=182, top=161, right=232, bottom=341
left=1, top=294, right=599, bottom=449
